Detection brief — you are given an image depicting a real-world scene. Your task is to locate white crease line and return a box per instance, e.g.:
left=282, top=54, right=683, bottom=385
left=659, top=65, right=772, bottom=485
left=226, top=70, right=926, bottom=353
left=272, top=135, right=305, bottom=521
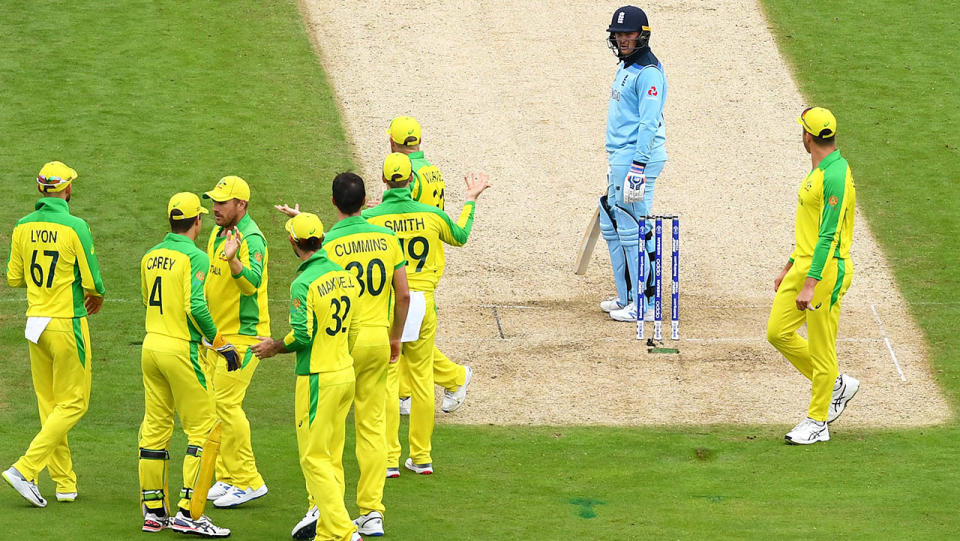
left=871, top=304, right=907, bottom=382
left=477, top=304, right=540, bottom=309
left=683, top=337, right=881, bottom=343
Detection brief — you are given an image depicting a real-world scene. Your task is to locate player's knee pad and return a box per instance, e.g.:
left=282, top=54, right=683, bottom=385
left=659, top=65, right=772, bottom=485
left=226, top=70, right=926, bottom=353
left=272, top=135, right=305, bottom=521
left=614, top=205, right=640, bottom=248
left=598, top=196, right=619, bottom=242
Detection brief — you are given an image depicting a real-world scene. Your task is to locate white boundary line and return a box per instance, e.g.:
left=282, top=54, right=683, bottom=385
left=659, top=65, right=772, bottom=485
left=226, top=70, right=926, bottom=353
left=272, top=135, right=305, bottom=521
left=871, top=304, right=907, bottom=382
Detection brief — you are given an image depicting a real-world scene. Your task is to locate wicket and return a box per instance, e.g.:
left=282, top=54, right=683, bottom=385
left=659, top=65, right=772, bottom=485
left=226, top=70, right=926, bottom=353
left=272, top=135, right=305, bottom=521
left=636, top=215, right=679, bottom=341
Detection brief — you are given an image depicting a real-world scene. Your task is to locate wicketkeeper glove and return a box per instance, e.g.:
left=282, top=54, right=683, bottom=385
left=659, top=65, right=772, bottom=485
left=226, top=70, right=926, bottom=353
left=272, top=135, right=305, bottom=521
left=203, top=333, right=241, bottom=372
left=623, top=161, right=646, bottom=204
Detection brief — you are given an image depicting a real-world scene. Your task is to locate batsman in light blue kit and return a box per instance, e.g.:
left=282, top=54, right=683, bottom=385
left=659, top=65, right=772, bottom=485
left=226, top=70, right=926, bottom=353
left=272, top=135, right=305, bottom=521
left=599, top=5, right=668, bottom=322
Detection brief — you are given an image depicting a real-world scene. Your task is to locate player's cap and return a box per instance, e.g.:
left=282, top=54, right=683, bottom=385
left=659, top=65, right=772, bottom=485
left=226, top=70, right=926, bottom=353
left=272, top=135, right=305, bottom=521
left=607, top=6, right=650, bottom=33
left=386, top=116, right=421, bottom=146
left=168, top=192, right=209, bottom=220
left=285, top=212, right=324, bottom=242
left=797, top=107, right=837, bottom=139
left=203, top=175, right=251, bottom=202
left=382, top=152, right=412, bottom=182
left=37, top=161, right=78, bottom=193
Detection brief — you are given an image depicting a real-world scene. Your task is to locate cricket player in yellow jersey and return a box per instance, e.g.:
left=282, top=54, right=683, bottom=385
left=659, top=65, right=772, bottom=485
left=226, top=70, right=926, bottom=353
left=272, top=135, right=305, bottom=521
left=201, top=176, right=270, bottom=507
left=3, top=162, right=104, bottom=508
left=363, top=153, right=489, bottom=476
left=386, top=116, right=473, bottom=415
left=767, top=107, right=859, bottom=445
left=138, top=193, right=239, bottom=537
left=252, top=212, right=362, bottom=541
left=279, top=172, right=410, bottom=539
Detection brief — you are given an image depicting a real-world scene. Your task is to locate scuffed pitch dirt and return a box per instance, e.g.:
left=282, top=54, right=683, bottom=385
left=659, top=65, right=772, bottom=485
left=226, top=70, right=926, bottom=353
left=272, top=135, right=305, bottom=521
left=299, top=0, right=951, bottom=426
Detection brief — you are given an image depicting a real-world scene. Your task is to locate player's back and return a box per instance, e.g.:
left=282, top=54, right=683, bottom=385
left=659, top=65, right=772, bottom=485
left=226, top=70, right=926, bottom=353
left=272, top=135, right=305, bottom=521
left=362, top=189, right=473, bottom=293
left=409, top=151, right=445, bottom=210
left=322, top=217, right=405, bottom=329
left=141, top=234, right=209, bottom=342
left=8, top=198, right=104, bottom=318
left=291, top=253, right=359, bottom=375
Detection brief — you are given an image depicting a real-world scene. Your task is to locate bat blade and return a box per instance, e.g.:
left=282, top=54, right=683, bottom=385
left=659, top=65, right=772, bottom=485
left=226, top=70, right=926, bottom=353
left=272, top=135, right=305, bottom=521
left=190, top=421, right=222, bottom=520
left=574, top=207, right=601, bottom=275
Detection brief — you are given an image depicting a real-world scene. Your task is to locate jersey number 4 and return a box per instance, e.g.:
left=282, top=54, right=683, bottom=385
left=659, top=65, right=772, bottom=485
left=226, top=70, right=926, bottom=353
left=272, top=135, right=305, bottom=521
left=149, top=276, right=163, bottom=314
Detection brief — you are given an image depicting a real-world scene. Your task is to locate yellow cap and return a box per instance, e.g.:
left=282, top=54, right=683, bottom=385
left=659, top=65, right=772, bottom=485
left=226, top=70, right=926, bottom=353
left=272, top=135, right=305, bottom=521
left=285, top=212, right=324, bottom=242
left=797, top=107, right=837, bottom=138
left=168, top=192, right=209, bottom=220
left=37, top=161, right=78, bottom=193
left=203, top=175, right=251, bottom=202
left=386, top=116, right=421, bottom=146
left=382, top=152, right=412, bottom=182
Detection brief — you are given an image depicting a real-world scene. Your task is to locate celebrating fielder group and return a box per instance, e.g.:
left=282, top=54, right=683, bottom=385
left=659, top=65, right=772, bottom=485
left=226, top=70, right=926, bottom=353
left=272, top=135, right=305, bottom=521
left=4, top=3, right=863, bottom=540
left=3, top=114, right=489, bottom=540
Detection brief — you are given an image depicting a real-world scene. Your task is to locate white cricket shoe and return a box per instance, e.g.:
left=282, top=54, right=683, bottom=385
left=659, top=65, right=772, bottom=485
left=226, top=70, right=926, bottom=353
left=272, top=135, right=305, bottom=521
left=441, top=366, right=473, bottom=413
left=385, top=467, right=400, bottom=479
left=404, top=458, right=433, bottom=475
left=291, top=506, right=319, bottom=540
left=142, top=510, right=168, bottom=533
left=600, top=296, right=624, bottom=313
left=207, top=481, right=233, bottom=501
left=785, top=417, right=830, bottom=445
left=213, top=484, right=268, bottom=508
left=55, top=491, right=77, bottom=502
left=353, top=511, right=384, bottom=536
left=2, top=466, right=46, bottom=507
left=399, top=396, right=411, bottom=416
left=170, top=511, right=231, bottom=537
left=610, top=302, right=654, bottom=322
left=828, top=374, right=860, bottom=423
left=351, top=532, right=363, bottom=541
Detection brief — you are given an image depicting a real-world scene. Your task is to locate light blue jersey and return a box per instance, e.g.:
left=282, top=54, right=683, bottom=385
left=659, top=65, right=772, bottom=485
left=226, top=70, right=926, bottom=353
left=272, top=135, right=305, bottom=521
left=606, top=60, right=667, bottom=166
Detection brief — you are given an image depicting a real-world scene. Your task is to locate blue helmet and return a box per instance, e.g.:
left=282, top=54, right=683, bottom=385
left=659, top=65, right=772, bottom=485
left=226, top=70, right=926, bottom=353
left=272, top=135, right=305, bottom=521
left=607, top=6, right=651, bottom=58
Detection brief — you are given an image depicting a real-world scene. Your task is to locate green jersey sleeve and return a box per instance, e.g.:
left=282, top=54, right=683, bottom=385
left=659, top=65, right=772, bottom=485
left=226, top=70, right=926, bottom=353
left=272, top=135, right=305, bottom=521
left=437, top=202, right=475, bottom=246
left=283, top=278, right=313, bottom=351
left=188, top=251, right=218, bottom=342
left=809, top=169, right=847, bottom=280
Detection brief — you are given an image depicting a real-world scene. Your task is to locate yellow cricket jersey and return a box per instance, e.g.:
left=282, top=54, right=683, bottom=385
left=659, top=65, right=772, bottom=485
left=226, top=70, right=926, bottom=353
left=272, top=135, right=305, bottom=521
left=204, top=213, right=270, bottom=341
left=409, top=151, right=445, bottom=210
left=141, top=233, right=218, bottom=343
left=362, top=188, right=474, bottom=293
left=282, top=251, right=360, bottom=375
left=6, top=198, right=105, bottom=317
left=322, top=216, right=406, bottom=328
left=790, top=149, right=856, bottom=280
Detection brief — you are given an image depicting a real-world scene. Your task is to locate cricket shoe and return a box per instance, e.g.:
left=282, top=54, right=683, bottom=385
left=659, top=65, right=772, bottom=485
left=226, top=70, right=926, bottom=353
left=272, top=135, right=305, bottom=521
left=385, top=468, right=400, bottom=479
left=785, top=417, right=830, bottom=445
left=142, top=511, right=168, bottom=533
left=291, top=506, right=318, bottom=540
left=399, top=396, right=411, bottom=416
left=351, top=533, right=363, bottom=541
left=207, top=481, right=233, bottom=501
left=441, top=366, right=473, bottom=413
left=600, top=296, right=625, bottom=313
left=213, top=484, right=268, bottom=508
left=2, top=466, right=46, bottom=507
left=609, top=302, right=655, bottom=322
left=353, top=511, right=384, bottom=536
left=828, top=374, right=860, bottom=423
left=56, top=491, right=77, bottom=502
left=170, top=511, right=230, bottom=537
left=404, top=458, right=433, bottom=475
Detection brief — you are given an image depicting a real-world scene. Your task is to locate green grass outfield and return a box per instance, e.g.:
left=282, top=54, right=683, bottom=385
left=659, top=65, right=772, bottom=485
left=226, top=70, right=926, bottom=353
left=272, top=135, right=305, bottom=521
left=1, top=1, right=958, bottom=538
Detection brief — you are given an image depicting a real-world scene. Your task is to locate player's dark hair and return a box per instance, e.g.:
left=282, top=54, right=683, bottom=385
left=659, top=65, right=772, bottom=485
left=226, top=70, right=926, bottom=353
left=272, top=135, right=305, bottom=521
left=385, top=178, right=411, bottom=189
left=810, top=133, right=836, bottom=146
left=169, top=213, right=197, bottom=233
left=332, top=172, right=366, bottom=214
left=296, top=236, right=323, bottom=252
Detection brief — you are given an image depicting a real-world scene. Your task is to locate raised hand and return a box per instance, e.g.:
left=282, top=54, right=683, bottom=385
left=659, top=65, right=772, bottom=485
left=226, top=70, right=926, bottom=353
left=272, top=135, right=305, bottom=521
left=464, top=172, right=491, bottom=202
left=274, top=203, right=301, bottom=218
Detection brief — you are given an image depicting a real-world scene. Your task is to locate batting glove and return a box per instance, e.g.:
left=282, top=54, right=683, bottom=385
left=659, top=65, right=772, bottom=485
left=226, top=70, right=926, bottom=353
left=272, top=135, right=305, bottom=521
left=623, top=161, right=646, bottom=204
left=204, top=333, right=242, bottom=371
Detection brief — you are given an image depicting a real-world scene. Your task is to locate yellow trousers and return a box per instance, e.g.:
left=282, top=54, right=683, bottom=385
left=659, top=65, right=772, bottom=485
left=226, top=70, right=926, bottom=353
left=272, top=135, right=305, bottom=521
left=767, top=257, right=853, bottom=421
left=386, top=291, right=437, bottom=466
left=14, top=317, right=92, bottom=492
left=138, top=333, right=218, bottom=513
left=296, top=368, right=357, bottom=541
left=349, top=326, right=389, bottom=515
left=398, top=346, right=466, bottom=396
left=206, top=341, right=264, bottom=490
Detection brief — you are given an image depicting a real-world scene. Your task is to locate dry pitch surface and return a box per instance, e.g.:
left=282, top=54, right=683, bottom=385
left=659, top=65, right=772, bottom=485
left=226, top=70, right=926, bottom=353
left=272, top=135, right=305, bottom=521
left=300, top=0, right=950, bottom=426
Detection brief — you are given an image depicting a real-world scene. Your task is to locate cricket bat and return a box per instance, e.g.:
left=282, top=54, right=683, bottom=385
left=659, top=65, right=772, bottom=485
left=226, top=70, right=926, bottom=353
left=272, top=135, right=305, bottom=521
left=190, top=421, right=222, bottom=520
left=574, top=207, right=601, bottom=275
